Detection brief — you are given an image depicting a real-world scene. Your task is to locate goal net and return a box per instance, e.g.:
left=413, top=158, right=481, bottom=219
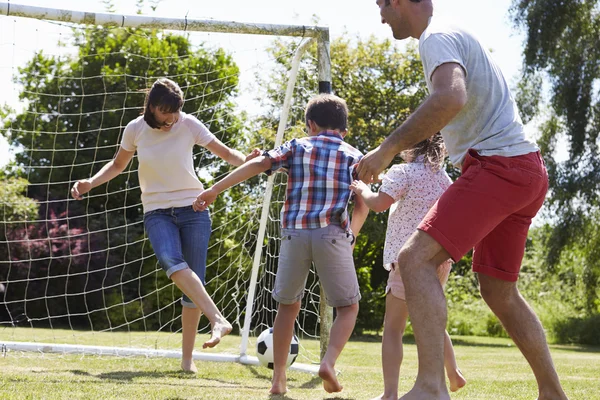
left=0, top=2, right=331, bottom=372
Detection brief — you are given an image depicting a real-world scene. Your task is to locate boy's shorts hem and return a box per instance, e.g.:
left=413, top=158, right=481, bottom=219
left=181, top=298, right=197, bottom=308
left=165, top=262, right=188, bottom=279
left=272, top=292, right=304, bottom=305
left=326, top=292, right=361, bottom=308
left=418, top=222, right=462, bottom=263
left=473, top=262, right=519, bottom=282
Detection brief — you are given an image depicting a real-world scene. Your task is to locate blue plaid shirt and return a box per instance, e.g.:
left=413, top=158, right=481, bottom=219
left=264, top=130, right=363, bottom=229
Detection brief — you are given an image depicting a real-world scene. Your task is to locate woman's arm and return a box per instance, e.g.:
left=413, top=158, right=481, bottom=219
left=70, top=147, right=135, bottom=200
left=204, top=138, right=259, bottom=166
left=349, top=180, right=395, bottom=213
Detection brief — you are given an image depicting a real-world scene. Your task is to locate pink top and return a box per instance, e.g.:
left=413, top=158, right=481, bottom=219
left=380, top=159, right=452, bottom=269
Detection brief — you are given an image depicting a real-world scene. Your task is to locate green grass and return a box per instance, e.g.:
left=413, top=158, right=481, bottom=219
left=0, top=329, right=598, bottom=399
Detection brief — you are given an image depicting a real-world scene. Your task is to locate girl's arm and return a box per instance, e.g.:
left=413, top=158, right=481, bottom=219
left=70, top=147, right=135, bottom=200
left=204, top=138, right=260, bottom=166
left=350, top=193, right=369, bottom=238
left=349, top=180, right=395, bottom=213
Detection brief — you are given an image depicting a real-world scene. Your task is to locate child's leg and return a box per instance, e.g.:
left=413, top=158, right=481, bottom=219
left=375, top=293, right=410, bottom=400
left=443, top=330, right=466, bottom=392
left=319, top=302, right=359, bottom=393
left=181, top=306, right=202, bottom=372
left=171, top=269, right=232, bottom=348
left=270, top=301, right=301, bottom=395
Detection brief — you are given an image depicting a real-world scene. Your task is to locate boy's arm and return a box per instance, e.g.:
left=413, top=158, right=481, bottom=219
left=193, top=155, right=272, bottom=211
left=349, top=180, right=395, bottom=213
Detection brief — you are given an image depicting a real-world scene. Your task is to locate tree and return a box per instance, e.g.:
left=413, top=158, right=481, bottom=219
left=511, top=0, right=600, bottom=314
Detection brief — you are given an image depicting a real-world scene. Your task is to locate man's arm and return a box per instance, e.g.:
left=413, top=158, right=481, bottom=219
left=193, top=155, right=273, bottom=211
left=356, top=62, right=467, bottom=183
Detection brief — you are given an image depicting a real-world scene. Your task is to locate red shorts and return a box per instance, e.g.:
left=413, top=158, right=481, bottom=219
left=418, top=149, right=548, bottom=282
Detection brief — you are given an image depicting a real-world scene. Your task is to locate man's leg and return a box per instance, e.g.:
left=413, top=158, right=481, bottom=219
left=319, top=302, right=359, bottom=393
left=478, top=274, right=568, bottom=400
left=397, top=230, right=452, bottom=400
left=270, top=301, right=301, bottom=395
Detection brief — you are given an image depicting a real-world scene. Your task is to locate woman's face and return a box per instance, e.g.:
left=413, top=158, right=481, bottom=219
left=150, top=105, right=180, bottom=132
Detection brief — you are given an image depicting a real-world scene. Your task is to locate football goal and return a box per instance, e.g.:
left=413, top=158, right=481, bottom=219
left=0, top=1, right=333, bottom=373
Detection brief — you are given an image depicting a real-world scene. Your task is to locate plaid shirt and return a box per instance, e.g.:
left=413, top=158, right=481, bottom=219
left=264, top=130, right=363, bottom=230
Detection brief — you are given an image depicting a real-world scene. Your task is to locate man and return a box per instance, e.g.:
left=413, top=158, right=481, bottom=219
left=357, top=1, right=569, bottom=399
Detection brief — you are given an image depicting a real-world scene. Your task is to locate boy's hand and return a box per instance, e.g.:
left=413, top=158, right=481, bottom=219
left=245, top=148, right=262, bottom=162
left=193, top=188, right=218, bottom=212
left=349, top=180, right=369, bottom=195
left=71, top=179, right=93, bottom=200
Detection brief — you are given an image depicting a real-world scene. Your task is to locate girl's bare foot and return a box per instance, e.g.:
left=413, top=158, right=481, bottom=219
left=448, top=369, right=466, bottom=392
left=181, top=359, right=198, bottom=373
left=318, top=362, right=342, bottom=393
left=270, top=371, right=287, bottom=395
left=203, top=319, right=232, bottom=348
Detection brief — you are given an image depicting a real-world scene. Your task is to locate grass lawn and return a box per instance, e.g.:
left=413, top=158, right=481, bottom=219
left=0, top=329, right=598, bottom=399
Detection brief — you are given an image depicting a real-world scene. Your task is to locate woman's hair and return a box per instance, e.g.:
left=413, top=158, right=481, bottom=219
left=400, top=132, right=446, bottom=171
left=305, top=94, right=349, bottom=132
left=143, top=78, right=184, bottom=129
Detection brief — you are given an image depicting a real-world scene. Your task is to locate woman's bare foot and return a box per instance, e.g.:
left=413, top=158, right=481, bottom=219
left=448, top=369, right=466, bottom=392
left=181, top=359, right=198, bottom=373
left=318, top=362, right=342, bottom=393
left=203, top=319, right=232, bottom=349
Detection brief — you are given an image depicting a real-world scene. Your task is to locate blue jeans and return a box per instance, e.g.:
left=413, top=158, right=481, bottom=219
left=143, top=206, right=211, bottom=308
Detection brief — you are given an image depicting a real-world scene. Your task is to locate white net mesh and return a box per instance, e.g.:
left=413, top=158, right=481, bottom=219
left=0, top=13, right=325, bottom=366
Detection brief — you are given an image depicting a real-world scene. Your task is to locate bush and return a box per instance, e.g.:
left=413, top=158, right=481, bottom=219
left=552, top=314, right=600, bottom=346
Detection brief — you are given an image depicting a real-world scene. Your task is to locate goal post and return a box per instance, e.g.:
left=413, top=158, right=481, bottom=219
left=0, top=1, right=333, bottom=373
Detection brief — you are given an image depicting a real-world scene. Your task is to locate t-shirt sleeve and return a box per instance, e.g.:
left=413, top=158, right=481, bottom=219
left=420, top=33, right=467, bottom=82
left=380, top=165, right=409, bottom=201
left=120, top=120, right=138, bottom=152
left=264, top=140, right=295, bottom=175
left=188, top=116, right=216, bottom=147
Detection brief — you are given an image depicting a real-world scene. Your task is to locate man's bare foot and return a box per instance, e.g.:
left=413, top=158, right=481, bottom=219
left=370, top=393, right=397, bottom=400
left=181, top=359, right=198, bottom=373
left=399, top=386, right=450, bottom=400
left=318, top=363, right=342, bottom=393
left=202, top=319, right=232, bottom=348
left=448, top=369, right=466, bottom=392
left=269, top=372, right=287, bottom=395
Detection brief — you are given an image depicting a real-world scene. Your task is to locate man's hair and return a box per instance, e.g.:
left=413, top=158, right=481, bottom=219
left=385, top=0, right=422, bottom=4
left=143, top=78, right=184, bottom=129
left=401, top=132, right=446, bottom=171
left=305, top=94, right=349, bottom=132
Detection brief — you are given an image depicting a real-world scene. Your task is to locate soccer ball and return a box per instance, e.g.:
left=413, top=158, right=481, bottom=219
left=256, top=327, right=299, bottom=369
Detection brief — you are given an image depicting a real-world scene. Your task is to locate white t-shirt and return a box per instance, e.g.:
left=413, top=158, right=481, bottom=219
left=120, top=112, right=216, bottom=212
left=419, top=18, right=538, bottom=167
left=380, top=161, right=452, bottom=269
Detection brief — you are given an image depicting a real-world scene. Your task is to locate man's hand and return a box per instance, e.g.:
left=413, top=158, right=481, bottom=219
left=356, top=145, right=395, bottom=183
left=70, top=179, right=93, bottom=200
left=245, top=148, right=262, bottom=163
left=193, top=188, right=218, bottom=212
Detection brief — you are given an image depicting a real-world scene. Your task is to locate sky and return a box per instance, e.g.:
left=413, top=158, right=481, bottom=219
left=0, top=0, right=526, bottom=167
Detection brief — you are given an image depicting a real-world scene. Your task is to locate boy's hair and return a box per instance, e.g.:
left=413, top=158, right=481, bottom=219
left=401, top=132, right=446, bottom=171
left=143, top=78, right=184, bottom=129
left=305, top=94, right=349, bottom=132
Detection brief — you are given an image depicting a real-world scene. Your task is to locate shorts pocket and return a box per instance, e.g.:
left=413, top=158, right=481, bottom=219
left=281, top=229, right=300, bottom=240
left=321, top=231, right=354, bottom=244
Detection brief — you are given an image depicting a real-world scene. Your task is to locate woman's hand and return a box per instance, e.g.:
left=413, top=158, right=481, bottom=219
left=71, top=179, right=93, bottom=200
left=193, top=188, right=218, bottom=212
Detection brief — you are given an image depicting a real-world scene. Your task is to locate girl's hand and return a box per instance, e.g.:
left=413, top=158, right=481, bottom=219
left=245, top=148, right=262, bottom=162
left=193, top=188, right=218, bottom=212
left=71, top=179, right=93, bottom=200
left=349, top=180, right=368, bottom=195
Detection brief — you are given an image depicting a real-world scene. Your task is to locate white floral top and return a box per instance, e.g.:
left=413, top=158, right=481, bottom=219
left=380, top=159, right=452, bottom=270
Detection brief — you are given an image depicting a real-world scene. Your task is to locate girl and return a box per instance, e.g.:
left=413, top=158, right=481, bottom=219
left=71, top=78, right=259, bottom=373
left=350, top=133, right=466, bottom=400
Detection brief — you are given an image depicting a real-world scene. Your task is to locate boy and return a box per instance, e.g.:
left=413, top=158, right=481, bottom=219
left=193, top=94, right=368, bottom=394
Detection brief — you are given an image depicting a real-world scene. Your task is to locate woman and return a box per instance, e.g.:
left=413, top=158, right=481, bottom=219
left=71, top=78, right=259, bottom=372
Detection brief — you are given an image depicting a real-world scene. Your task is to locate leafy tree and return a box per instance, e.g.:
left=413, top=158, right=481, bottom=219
left=511, top=0, right=600, bottom=314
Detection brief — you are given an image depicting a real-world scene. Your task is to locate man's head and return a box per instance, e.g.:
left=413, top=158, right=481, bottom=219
left=305, top=94, right=349, bottom=136
left=376, top=0, right=433, bottom=40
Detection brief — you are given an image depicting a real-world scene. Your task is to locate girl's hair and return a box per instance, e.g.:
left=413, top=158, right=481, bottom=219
left=400, top=132, right=446, bottom=171
left=143, top=78, right=184, bottom=129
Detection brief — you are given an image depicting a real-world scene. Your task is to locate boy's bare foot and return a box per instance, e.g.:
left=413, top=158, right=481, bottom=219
left=181, top=359, right=198, bottom=373
left=202, top=319, right=232, bottom=348
left=448, top=369, right=466, bottom=392
left=319, top=363, right=342, bottom=393
left=270, top=372, right=287, bottom=395
left=370, top=393, right=397, bottom=400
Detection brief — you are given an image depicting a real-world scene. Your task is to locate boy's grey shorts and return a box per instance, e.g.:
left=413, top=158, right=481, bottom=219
left=273, top=225, right=361, bottom=308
